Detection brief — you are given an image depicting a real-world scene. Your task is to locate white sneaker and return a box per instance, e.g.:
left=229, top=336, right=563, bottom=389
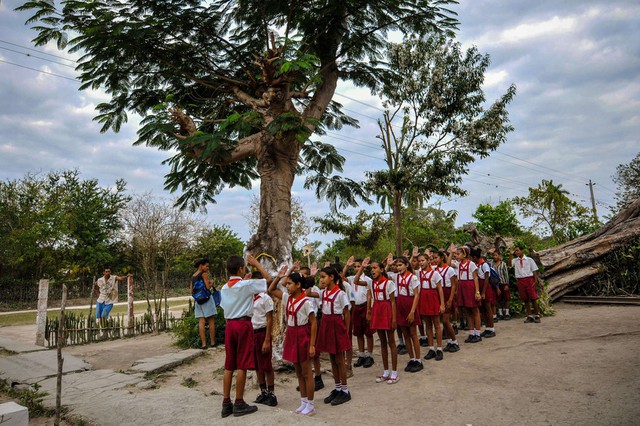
left=301, top=406, right=316, bottom=416
left=295, top=402, right=307, bottom=414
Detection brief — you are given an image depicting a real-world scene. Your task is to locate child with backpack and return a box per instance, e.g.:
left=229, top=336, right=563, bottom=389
left=191, top=259, right=217, bottom=350
left=490, top=250, right=511, bottom=320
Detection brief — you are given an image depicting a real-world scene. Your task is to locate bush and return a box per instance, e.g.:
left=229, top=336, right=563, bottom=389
left=171, top=300, right=226, bottom=348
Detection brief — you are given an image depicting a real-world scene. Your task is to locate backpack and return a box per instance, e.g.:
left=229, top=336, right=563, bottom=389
left=192, top=277, right=212, bottom=305
left=488, top=266, right=501, bottom=289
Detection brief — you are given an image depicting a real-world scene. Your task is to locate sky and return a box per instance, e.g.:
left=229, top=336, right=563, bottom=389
left=1, top=1, right=639, bottom=252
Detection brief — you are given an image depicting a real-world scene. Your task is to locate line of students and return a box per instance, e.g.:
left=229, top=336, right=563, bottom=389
left=217, top=244, right=542, bottom=418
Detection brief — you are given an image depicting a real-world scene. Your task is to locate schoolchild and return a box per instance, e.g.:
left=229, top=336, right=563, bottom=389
left=509, top=245, right=542, bottom=323
left=219, top=254, right=271, bottom=418
left=471, top=248, right=497, bottom=338
left=455, top=247, right=483, bottom=343
left=300, top=263, right=325, bottom=391
left=386, top=256, right=409, bottom=355
left=317, top=267, right=353, bottom=406
left=251, top=271, right=277, bottom=407
left=344, top=256, right=375, bottom=369
left=435, top=251, right=460, bottom=352
left=417, top=253, right=445, bottom=361
left=491, top=250, right=511, bottom=320
left=268, top=267, right=318, bottom=416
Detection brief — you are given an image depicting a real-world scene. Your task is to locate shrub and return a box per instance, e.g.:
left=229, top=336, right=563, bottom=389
left=171, top=300, right=226, bottom=348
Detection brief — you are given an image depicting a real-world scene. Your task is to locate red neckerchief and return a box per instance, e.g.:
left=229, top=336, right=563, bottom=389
left=227, top=277, right=242, bottom=288
left=459, top=260, right=471, bottom=278
left=323, top=284, right=340, bottom=300
left=253, top=294, right=261, bottom=302
left=419, top=268, right=435, bottom=286
left=287, top=292, right=306, bottom=317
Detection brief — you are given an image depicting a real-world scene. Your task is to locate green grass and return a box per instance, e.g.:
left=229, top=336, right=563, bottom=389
left=0, top=300, right=189, bottom=327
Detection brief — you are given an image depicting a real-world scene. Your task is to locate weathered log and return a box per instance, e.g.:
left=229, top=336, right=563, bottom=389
left=533, top=197, right=640, bottom=300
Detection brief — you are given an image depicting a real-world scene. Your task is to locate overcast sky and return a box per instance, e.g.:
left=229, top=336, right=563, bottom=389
left=1, top=1, right=638, bottom=251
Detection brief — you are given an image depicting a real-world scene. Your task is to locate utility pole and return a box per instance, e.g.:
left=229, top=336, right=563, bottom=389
left=587, top=179, right=598, bottom=221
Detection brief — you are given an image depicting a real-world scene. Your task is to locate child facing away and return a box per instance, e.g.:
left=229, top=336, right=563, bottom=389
left=268, top=267, right=318, bottom=416
left=251, top=271, right=277, bottom=407
left=219, top=254, right=271, bottom=418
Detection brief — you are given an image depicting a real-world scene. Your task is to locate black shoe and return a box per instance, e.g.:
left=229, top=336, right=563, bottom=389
left=331, top=391, right=351, bottom=406
left=470, top=335, right=482, bottom=343
left=397, top=344, right=408, bottom=355
left=254, top=392, right=267, bottom=404
left=404, top=361, right=413, bottom=372
left=233, top=402, right=258, bottom=417
left=498, top=313, right=505, bottom=321
left=419, top=338, right=429, bottom=347
left=435, top=350, right=443, bottom=361
left=480, top=330, right=488, bottom=337
left=324, top=389, right=340, bottom=404
left=484, top=330, right=496, bottom=338
left=314, top=375, right=325, bottom=391
left=221, top=402, right=233, bottom=418
left=354, top=356, right=366, bottom=367
left=262, top=392, right=278, bottom=407
left=524, top=316, right=534, bottom=323
left=464, top=335, right=473, bottom=343
left=504, top=313, right=511, bottom=320
left=534, top=316, right=541, bottom=323
left=443, top=343, right=451, bottom=352
left=411, top=361, right=423, bottom=372
left=449, top=343, right=460, bottom=352
left=363, top=356, right=374, bottom=368
left=424, top=349, right=436, bottom=360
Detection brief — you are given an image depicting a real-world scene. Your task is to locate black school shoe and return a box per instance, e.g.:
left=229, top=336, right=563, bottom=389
left=315, top=375, right=325, bottom=391
left=354, top=356, right=366, bottom=367
left=424, top=349, right=436, bottom=360
left=233, top=402, right=258, bottom=417
left=331, top=390, right=352, bottom=406
left=419, top=337, right=429, bottom=347
left=524, top=316, right=535, bottom=323
left=411, top=360, right=424, bottom=372
left=254, top=391, right=267, bottom=404
left=469, top=335, right=482, bottom=343
left=262, top=392, right=278, bottom=407
left=363, top=356, right=374, bottom=368
left=483, top=330, right=496, bottom=338
left=221, top=402, right=233, bottom=418
left=404, top=361, right=413, bottom=372
left=324, top=389, right=340, bottom=404
left=397, top=344, right=408, bottom=355
left=435, top=350, right=443, bottom=361
left=534, top=316, right=541, bottom=323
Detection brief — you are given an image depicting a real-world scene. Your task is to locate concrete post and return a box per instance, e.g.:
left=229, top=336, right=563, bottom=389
left=35, top=279, right=49, bottom=346
left=127, top=276, right=134, bottom=334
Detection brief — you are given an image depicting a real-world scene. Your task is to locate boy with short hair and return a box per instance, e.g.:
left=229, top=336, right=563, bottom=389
left=251, top=271, right=277, bottom=407
left=509, top=246, right=542, bottom=323
left=220, top=254, right=271, bottom=418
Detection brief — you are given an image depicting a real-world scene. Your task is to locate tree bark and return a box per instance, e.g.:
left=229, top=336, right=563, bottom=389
left=533, top=197, right=640, bottom=300
left=393, top=190, right=403, bottom=256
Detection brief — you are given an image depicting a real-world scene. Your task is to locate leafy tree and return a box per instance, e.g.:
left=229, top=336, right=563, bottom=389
left=365, top=33, right=516, bottom=255
left=513, top=179, right=596, bottom=244
left=185, top=225, right=245, bottom=279
left=472, top=200, right=522, bottom=236
left=612, top=151, right=640, bottom=213
left=19, top=0, right=458, bottom=269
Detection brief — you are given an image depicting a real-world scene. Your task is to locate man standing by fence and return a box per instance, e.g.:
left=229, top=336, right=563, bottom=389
left=94, top=267, right=130, bottom=336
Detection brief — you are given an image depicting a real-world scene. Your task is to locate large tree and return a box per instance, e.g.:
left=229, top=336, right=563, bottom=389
left=20, top=0, right=458, bottom=268
left=612, top=151, right=640, bottom=214
left=364, top=34, right=516, bottom=255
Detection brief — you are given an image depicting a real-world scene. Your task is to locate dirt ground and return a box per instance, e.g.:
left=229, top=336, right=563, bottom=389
left=3, top=302, right=640, bottom=425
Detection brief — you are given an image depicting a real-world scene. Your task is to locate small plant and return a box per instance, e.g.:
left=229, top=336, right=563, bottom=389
left=181, top=377, right=198, bottom=388
left=171, top=301, right=226, bottom=348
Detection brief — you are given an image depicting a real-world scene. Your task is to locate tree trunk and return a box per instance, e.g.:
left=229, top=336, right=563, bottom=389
left=533, top=197, right=640, bottom=300
left=393, top=190, right=403, bottom=256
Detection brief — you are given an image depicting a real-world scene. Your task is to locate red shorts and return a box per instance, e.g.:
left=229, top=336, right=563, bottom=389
left=418, top=288, right=441, bottom=316
left=396, top=294, right=420, bottom=328
left=253, top=328, right=273, bottom=373
left=283, top=325, right=310, bottom=364
left=498, top=284, right=511, bottom=303
left=371, top=300, right=392, bottom=330
left=443, top=287, right=455, bottom=314
left=517, top=277, right=538, bottom=302
left=483, top=284, right=497, bottom=304
left=352, top=304, right=374, bottom=337
left=458, top=280, right=481, bottom=308
left=224, top=318, right=254, bottom=371
left=316, top=314, right=352, bottom=354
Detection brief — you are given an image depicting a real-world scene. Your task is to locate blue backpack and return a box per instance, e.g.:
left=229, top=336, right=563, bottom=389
left=488, top=266, right=501, bottom=289
left=192, top=278, right=212, bottom=305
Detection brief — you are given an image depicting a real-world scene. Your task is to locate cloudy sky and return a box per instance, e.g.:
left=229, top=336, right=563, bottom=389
left=1, top=1, right=638, bottom=250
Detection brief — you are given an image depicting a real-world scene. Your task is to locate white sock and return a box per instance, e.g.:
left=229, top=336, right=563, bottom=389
left=505, top=309, right=510, bottom=315
left=383, top=369, right=389, bottom=377
left=451, top=340, right=458, bottom=345
left=498, top=308, right=503, bottom=315
left=437, top=347, right=442, bottom=351
left=429, top=346, right=435, bottom=351
left=420, top=335, right=426, bottom=339
left=341, top=384, right=349, bottom=393
left=487, top=327, right=495, bottom=332
left=390, top=370, right=398, bottom=379
left=365, top=351, right=371, bottom=357
left=296, top=397, right=308, bottom=413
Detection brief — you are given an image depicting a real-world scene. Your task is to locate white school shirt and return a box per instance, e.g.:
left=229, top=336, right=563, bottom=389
left=282, top=293, right=315, bottom=327
left=418, top=268, right=443, bottom=289
left=321, top=287, right=350, bottom=315
left=457, top=260, right=478, bottom=281
left=436, top=265, right=457, bottom=288
left=347, top=274, right=372, bottom=305
left=371, top=277, right=396, bottom=305
left=343, top=281, right=354, bottom=304
left=251, top=292, right=274, bottom=330
left=395, top=272, right=419, bottom=297
left=219, top=277, right=267, bottom=319
left=308, top=285, right=322, bottom=313
left=512, top=255, right=539, bottom=278
left=476, top=261, right=491, bottom=280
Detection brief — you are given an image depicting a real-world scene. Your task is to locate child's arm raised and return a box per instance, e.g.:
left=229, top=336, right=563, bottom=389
left=267, top=265, right=288, bottom=300
left=353, top=256, right=369, bottom=287
left=343, top=256, right=354, bottom=278
left=247, top=253, right=271, bottom=283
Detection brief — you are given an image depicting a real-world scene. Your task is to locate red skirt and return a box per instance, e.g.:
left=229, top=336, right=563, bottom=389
left=459, top=279, right=481, bottom=308
left=443, top=287, right=455, bottom=314
left=484, top=284, right=497, bottom=304
left=419, top=288, right=441, bottom=316
left=371, top=300, right=392, bottom=330
left=283, top=324, right=310, bottom=364
left=316, top=314, right=352, bottom=354
left=396, top=294, right=420, bottom=328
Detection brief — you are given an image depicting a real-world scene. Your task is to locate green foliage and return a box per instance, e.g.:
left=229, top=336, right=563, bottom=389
left=612, top=151, right=640, bottom=214
left=175, top=225, right=244, bottom=279
left=472, top=201, right=522, bottom=236
left=171, top=302, right=226, bottom=348
left=0, top=379, right=56, bottom=418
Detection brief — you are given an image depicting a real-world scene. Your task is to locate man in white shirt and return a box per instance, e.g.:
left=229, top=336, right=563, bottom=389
left=509, top=246, right=542, bottom=323
left=94, top=267, right=129, bottom=334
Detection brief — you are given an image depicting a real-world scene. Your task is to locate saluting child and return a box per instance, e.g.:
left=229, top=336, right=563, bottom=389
left=268, top=268, right=318, bottom=416
left=455, top=247, right=483, bottom=344
left=317, top=267, right=353, bottom=406
left=219, top=254, right=271, bottom=418
left=417, top=253, right=445, bottom=361
left=435, top=251, right=460, bottom=353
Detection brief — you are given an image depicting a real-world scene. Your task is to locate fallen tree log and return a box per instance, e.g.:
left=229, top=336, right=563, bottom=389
left=532, top=197, right=640, bottom=301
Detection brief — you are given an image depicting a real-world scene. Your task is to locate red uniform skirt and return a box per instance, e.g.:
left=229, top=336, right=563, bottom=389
left=443, top=287, right=455, bottom=314
left=458, top=279, right=481, bottom=308
left=316, top=314, right=352, bottom=354
left=396, top=294, right=420, bottom=327
left=419, top=288, right=440, bottom=316
left=484, top=284, right=497, bottom=304
left=371, top=300, right=392, bottom=330
left=352, top=304, right=374, bottom=337
left=283, top=324, right=310, bottom=364
left=253, top=328, right=273, bottom=373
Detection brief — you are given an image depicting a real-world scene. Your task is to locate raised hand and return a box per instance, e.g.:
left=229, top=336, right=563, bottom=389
left=411, top=246, right=419, bottom=258
left=310, top=262, right=318, bottom=277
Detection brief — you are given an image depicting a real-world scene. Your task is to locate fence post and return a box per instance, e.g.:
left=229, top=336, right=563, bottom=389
left=127, top=275, right=134, bottom=335
left=35, top=279, right=49, bottom=346
left=55, top=284, right=67, bottom=426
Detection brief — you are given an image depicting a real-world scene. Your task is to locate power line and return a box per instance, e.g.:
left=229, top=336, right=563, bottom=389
left=494, top=152, right=589, bottom=185
left=0, top=45, right=76, bottom=68
left=334, top=91, right=385, bottom=113
left=0, top=39, right=77, bottom=63
left=0, top=59, right=78, bottom=82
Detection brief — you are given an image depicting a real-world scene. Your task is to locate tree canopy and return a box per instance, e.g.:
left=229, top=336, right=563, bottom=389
left=612, top=151, right=640, bottom=213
